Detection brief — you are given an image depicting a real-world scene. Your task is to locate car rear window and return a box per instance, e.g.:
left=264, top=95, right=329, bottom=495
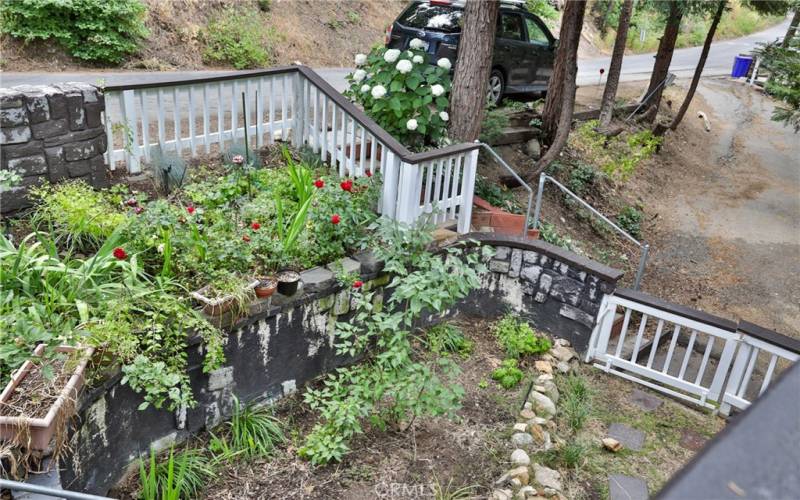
left=397, top=3, right=463, bottom=34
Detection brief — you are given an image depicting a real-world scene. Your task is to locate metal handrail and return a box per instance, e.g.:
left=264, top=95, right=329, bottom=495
left=532, top=173, right=650, bottom=289
left=474, top=141, right=534, bottom=237
left=0, top=479, right=112, bottom=500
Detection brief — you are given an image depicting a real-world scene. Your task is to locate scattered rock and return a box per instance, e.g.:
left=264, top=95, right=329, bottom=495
left=540, top=353, right=555, bottom=362
left=529, top=391, right=557, bottom=418
left=491, top=488, right=514, bottom=500
left=526, top=138, right=541, bottom=158
left=511, top=448, right=531, bottom=466
left=511, top=432, right=534, bottom=446
left=510, top=478, right=523, bottom=488
left=534, top=360, right=553, bottom=374
left=554, top=338, right=571, bottom=347
left=523, top=401, right=533, bottom=411
left=536, top=381, right=559, bottom=403
left=608, top=423, right=645, bottom=451
left=602, top=437, right=623, bottom=452
left=508, top=466, right=530, bottom=485
left=556, top=361, right=571, bottom=374
left=535, top=373, right=554, bottom=383
left=520, top=408, right=537, bottom=420
left=533, top=464, right=563, bottom=492
left=529, top=424, right=546, bottom=444
left=550, top=345, right=575, bottom=363
left=516, top=486, right=536, bottom=499
left=513, top=422, right=528, bottom=433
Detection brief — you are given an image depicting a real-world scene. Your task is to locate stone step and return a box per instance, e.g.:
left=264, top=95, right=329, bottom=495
left=490, top=126, right=538, bottom=146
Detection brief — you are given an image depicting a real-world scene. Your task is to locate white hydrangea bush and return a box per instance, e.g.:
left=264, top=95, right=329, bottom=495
left=344, top=39, right=452, bottom=149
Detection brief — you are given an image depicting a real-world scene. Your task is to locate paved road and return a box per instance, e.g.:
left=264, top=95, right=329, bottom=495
left=0, top=20, right=789, bottom=91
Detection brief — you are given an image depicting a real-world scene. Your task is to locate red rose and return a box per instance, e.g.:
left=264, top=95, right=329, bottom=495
left=340, top=179, right=353, bottom=192
left=113, top=247, right=127, bottom=260
left=134, top=206, right=144, bottom=215
left=331, top=214, right=341, bottom=225
left=365, top=170, right=372, bottom=177
left=242, top=235, right=251, bottom=242
left=353, top=280, right=363, bottom=289
left=251, top=221, right=261, bottom=230
left=187, top=206, right=196, bottom=215
left=314, top=179, right=324, bottom=188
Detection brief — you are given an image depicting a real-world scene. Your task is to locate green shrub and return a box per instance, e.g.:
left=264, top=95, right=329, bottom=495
left=492, top=314, right=552, bottom=359
left=492, top=358, right=524, bottom=389
left=423, top=323, right=474, bottom=357
left=479, top=105, right=510, bottom=144
left=561, top=375, right=592, bottom=431
left=345, top=43, right=452, bottom=149
left=475, top=174, right=521, bottom=214
left=566, top=162, right=597, bottom=196
left=215, top=396, right=285, bottom=460
left=616, top=205, right=643, bottom=239
left=538, top=221, right=573, bottom=251
left=526, top=0, right=559, bottom=20
left=0, top=0, right=148, bottom=64
left=203, top=8, right=273, bottom=69
left=570, top=120, right=660, bottom=181
left=139, top=447, right=214, bottom=500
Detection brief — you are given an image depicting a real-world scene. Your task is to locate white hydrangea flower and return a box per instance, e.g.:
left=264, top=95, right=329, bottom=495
left=360, top=84, right=371, bottom=93
left=409, top=38, right=426, bottom=49
left=384, top=49, right=401, bottom=63
left=406, top=50, right=413, bottom=57
left=406, top=119, right=418, bottom=131
left=371, top=85, right=387, bottom=99
left=352, top=69, right=367, bottom=82
left=396, top=59, right=413, bottom=74
left=354, top=53, right=367, bottom=66
left=439, top=111, right=449, bottom=121
left=413, top=55, right=424, bottom=64
left=437, top=58, right=452, bottom=70
left=431, top=84, right=444, bottom=97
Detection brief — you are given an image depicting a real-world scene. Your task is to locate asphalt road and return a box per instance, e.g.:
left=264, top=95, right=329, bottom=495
left=0, top=19, right=789, bottom=92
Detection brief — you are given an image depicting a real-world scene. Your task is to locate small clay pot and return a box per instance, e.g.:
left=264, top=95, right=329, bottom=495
left=255, top=277, right=278, bottom=299
left=277, top=270, right=301, bottom=296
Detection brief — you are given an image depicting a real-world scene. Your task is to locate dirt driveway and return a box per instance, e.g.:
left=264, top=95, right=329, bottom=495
left=643, top=78, right=799, bottom=337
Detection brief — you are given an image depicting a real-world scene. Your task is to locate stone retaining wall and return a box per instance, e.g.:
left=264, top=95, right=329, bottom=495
left=55, top=237, right=622, bottom=495
left=0, top=84, right=107, bottom=213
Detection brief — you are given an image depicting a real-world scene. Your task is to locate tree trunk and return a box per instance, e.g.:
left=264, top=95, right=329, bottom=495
left=598, top=0, right=634, bottom=128
left=783, top=9, right=800, bottom=47
left=531, top=1, right=587, bottom=179
left=642, top=1, right=683, bottom=123
left=449, top=0, right=500, bottom=142
left=541, top=0, right=587, bottom=144
left=668, top=1, right=726, bottom=131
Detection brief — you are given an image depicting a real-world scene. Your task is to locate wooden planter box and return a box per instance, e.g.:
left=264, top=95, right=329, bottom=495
left=0, top=344, right=94, bottom=451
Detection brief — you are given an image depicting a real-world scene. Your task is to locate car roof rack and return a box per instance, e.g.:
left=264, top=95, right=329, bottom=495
left=420, top=0, right=529, bottom=10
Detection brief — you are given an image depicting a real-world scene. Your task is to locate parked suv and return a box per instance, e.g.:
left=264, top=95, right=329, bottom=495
left=386, top=0, right=557, bottom=104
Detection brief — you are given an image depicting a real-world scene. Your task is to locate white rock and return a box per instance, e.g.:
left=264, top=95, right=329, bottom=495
left=529, top=391, right=557, bottom=418
left=551, top=345, right=576, bottom=363
left=556, top=361, right=571, bottom=374
left=511, top=432, right=534, bottom=446
left=536, top=373, right=554, bottom=383
left=523, top=401, right=533, bottom=411
left=511, top=448, right=531, bottom=466
left=554, top=338, right=571, bottom=347
left=534, top=464, right=563, bottom=491
left=491, top=489, right=513, bottom=500
left=513, top=422, right=528, bottom=433
left=516, top=486, right=536, bottom=499
left=510, top=478, right=522, bottom=488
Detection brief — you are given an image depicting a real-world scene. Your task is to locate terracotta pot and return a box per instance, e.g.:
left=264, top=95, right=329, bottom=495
left=255, top=277, right=278, bottom=299
left=0, top=344, right=94, bottom=451
left=277, top=270, right=301, bottom=296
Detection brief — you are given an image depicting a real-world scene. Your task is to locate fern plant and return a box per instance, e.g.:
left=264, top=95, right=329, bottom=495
left=492, top=314, right=552, bottom=359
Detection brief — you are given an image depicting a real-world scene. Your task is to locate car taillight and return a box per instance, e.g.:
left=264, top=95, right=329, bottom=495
left=385, top=24, right=393, bottom=46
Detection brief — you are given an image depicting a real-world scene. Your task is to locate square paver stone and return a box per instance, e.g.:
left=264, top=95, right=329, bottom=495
left=609, top=474, right=648, bottom=500
left=608, top=423, right=645, bottom=451
left=630, top=388, right=664, bottom=411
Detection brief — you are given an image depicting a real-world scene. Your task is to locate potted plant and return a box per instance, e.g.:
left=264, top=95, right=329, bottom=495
left=254, top=276, right=278, bottom=298
left=192, top=273, right=258, bottom=317
left=276, top=269, right=301, bottom=296
left=0, top=344, right=94, bottom=451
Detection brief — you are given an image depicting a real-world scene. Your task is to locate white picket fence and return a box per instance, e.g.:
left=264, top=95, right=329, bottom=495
left=586, top=289, right=799, bottom=416
left=103, top=66, right=479, bottom=232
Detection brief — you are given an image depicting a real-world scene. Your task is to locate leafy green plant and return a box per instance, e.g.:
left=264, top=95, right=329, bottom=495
left=138, top=447, right=211, bottom=500
left=538, top=220, right=574, bottom=251
left=203, top=8, right=273, bottom=69
left=299, top=219, right=491, bottom=464
left=422, top=323, right=473, bottom=358
left=616, top=205, right=643, bottom=239
left=491, top=358, right=524, bottom=389
left=0, top=0, right=148, bottom=64
left=212, top=396, right=285, bottom=460
left=566, top=162, right=598, bottom=196
left=561, top=374, right=592, bottom=432
left=492, top=314, right=552, bottom=359
left=755, top=36, right=800, bottom=132
left=345, top=44, right=452, bottom=149
left=526, top=0, right=559, bottom=21
left=541, top=439, right=588, bottom=469
left=479, top=105, right=510, bottom=144
left=570, top=120, right=660, bottom=181
left=475, top=174, right=522, bottom=214
left=431, top=473, right=478, bottom=500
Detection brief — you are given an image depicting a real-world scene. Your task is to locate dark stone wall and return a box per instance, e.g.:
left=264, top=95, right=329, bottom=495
left=0, top=84, right=107, bottom=213
left=57, top=239, right=623, bottom=495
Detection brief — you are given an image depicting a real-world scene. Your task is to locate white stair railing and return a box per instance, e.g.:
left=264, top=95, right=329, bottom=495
left=103, top=66, right=480, bottom=233
left=586, top=288, right=799, bottom=416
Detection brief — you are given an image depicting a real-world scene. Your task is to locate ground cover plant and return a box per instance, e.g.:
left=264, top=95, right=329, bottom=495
left=1, top=144, right=380, bottom=421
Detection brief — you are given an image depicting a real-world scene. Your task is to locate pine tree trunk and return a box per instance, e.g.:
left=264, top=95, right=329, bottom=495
left=783, top=9, right=800, bottom=47
left=668, top=1, right=726, bottom=131
left=541, top=0, right=587, bottom=144
left=642, top=1, right=683, bottom=124
left=449, top=0, right=500, bottom=142
left=598, top=0, right=634, bottom=128
left=531, top=1, right=586, bottom=178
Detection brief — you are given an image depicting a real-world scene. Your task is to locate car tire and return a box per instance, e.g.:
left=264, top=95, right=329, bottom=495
left=487, top=69, right=505, bottom=106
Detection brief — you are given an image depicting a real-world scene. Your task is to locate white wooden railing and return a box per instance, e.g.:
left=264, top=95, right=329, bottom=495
left=103, top=66, right=479, bottom=232
left=586, top=288, right=799, bottom=416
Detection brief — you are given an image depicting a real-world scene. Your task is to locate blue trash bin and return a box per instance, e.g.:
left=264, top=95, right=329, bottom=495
left=731, top=55, right=753, bottom=78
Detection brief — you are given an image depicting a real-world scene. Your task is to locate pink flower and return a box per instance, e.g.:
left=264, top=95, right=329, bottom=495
left=134, top=206, right=144, bottom=215
left=113, top=247, right=127, bottom=260
left=126, top=198, right=138, bottom=207
left=232, top=155, right=245, bottom=165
